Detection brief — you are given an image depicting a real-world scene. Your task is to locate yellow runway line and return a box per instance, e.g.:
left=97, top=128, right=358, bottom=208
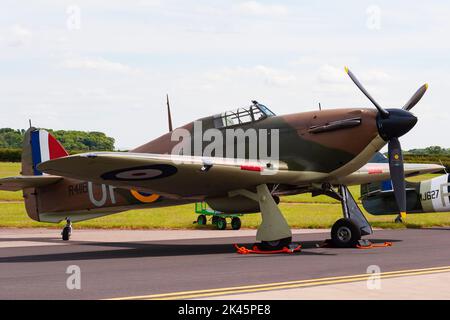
left=109, top=265, right=450, bottom=300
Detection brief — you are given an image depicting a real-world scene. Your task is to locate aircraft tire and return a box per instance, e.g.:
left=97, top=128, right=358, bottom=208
left=331, top=218, right=361, bottom=248
left=62, top=227, right=71, bottom=241
left=217, top=217, right=227, bottom=230
left=258, top=237, right=292, bottom=251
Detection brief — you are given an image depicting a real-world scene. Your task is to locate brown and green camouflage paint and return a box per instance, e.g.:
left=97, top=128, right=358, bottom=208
left=22, top=107, right=384, bottom=222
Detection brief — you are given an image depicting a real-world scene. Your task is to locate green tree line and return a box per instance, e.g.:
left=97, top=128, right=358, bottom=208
left=405, top=146, right=450, bottom=155
left=403, top=146, right=450, bottom=171
left=0, top=128, right=115, bottom=151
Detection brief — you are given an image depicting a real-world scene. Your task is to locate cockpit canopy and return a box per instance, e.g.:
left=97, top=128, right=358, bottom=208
left=213, top=101, right=276, bottom=128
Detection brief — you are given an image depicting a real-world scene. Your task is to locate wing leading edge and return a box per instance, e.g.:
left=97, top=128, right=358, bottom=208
left=37, top=152, right=308, bottom=198
left=332, top=163, right=444, bottom=186
left=37, top=152, right=444, bottom=198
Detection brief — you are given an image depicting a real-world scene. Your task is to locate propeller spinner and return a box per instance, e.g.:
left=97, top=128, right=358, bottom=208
left=345, top=67, right=428, bottom=222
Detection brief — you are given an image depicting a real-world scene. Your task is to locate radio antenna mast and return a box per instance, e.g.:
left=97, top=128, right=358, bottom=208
left=166, top=94, right=173, bottom=132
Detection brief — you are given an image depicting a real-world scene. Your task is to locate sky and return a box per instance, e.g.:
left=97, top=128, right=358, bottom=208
left=0, top=0, right=449, bottom=150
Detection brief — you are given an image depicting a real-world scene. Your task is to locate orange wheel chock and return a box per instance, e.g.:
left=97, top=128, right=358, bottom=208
left=234, top=244, right=301, bottom=255
left=318, top=240, right=393, bottom=249
left=356, top=241, right=393, bottom=249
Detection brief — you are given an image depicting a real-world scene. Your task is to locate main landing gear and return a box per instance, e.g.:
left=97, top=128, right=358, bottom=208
left=331, top=218, right=361, bottom=248
left=328, top=185, right=373, bottom=248
left=229, top=184, right=295, bottom=251
left=61, top=218, right=72, bottom=241
left=230, top=183, right=374, bottom=252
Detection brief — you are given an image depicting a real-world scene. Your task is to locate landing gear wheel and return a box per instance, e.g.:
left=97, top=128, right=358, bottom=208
left=257, top=237, right=292, bottom=251
left=62, top=226, right=71, bottom=241
left=331, top=218, right=361, bottom=248
left=61, top=218, right=72, bottom=241
left=197, top=215, right=207, bottom=226
left=216, top=217, right=227, bottom=230
left=231, top=217, right=241, bottom=230
left=212, top=216, right=219, bottom=225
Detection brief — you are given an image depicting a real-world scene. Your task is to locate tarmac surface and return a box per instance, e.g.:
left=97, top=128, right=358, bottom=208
left=0, top=227, right=449, bottom=299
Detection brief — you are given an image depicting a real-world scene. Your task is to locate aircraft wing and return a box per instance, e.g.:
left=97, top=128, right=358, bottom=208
left=0, top=175, right=62, bottom=191
left=331, top=163, right=444, bottom=186
left=37, top=152, right=444, bottom=198
left=37, top=152, right=312, bottom=199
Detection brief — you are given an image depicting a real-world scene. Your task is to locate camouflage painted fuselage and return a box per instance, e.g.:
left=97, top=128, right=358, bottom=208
left=134, top=108, right=384, bottom=176
left=23, top=107, right=387, bottom=222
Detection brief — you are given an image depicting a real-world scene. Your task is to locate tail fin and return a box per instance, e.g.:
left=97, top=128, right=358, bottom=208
left=29, top=129, right=69, bottom=175
left=21, top=128, right=68, bottom=221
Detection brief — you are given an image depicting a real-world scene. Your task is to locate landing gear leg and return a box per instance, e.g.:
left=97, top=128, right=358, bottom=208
left=330, top=185, right=372, bottom=248
left=229, top=184, right=292, bottom=251
left=62, top=218, right=72, bottom=241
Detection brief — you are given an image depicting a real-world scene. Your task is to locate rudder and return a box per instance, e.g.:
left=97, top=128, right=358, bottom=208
left=22, top=127, right=69, bottom=221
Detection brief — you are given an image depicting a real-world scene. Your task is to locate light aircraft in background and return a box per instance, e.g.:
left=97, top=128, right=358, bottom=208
left=361, top=153, right=450, bottom=218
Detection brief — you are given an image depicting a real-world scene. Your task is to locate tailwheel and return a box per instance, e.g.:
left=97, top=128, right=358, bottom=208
left=256, top=237, right=292, bottom=251
left=62, top=227, right=71, bottom=241
left=231, top=217, right=241, bottom=230
left=216, top=217, right=227, bottom=230
left=61, top=218, right=72, bottom=241
left=331, top=218, right=361, bottom=248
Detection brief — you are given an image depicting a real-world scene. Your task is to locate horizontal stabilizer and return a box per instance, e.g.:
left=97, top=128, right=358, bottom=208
left=0, top=175, right=62, bottom=191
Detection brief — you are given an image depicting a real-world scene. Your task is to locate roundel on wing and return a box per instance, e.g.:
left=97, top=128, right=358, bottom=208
left=130, top=190, right=160, bottom=203
left=101, top=164, right=177, bottom=181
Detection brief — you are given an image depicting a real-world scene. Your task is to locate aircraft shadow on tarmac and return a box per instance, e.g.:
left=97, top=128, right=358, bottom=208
left=0, top=238, right=401, bottom=263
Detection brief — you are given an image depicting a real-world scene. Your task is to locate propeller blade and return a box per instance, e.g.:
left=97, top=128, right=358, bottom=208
left=345, top=67, right=390, bottom=118
left=388, top=137, right=407, bottom=221
left=403, top=83, right=429, bottom=111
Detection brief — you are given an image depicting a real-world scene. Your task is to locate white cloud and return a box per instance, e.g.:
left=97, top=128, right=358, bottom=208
left=5, top=25, right=32, bottom=47
left=291, top=56, right=323, bottom=67
left=61, top=57, right=141, bottom=75
left=205, top=65, right=296, bottom=87
left=0, top=1, right=448, bottom=149
left=362, top=69, right=390, bottom=83
left=254, top=65, right=296, bottom=86
left=317, top=64, right=390, bottom=85
left=317, top=64, right=347, bottom=85
left=233, top=1, right=288, bottom=16
left=138, top=0, right=162, bottom=8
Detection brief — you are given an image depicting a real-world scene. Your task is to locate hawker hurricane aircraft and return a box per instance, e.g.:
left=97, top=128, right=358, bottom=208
left=0, top=67, right=444, bottom=249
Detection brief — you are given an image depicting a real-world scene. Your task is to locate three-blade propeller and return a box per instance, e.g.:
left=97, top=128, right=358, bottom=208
left=345, top=67, right=428, bottom=222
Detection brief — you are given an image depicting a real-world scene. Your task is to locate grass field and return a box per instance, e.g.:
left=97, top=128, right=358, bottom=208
left=1, top=162, right=449, bottom=229
left=0, top=162, right=22, bottom=201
